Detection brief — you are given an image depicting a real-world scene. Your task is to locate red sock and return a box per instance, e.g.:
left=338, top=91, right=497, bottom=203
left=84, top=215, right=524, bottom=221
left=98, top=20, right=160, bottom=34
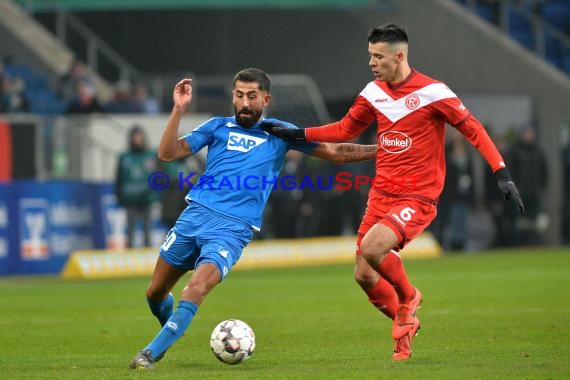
left=377, top=252, right=414, bottom=303
left=365, top=277, right=398, bottom=320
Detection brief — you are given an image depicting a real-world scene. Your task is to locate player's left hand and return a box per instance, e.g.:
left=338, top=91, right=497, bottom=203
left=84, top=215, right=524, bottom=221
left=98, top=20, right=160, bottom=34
left=495, top=168, right=524, bottom=214
left=260, top=122, right=306, bottom=142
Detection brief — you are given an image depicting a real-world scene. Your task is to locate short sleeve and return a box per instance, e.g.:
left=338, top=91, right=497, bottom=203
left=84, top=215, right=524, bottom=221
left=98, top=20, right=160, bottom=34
left=435, top=95, right=470, bottom=126
left=183, top=118, right=216, bottom=154
left=347, top=95, right=377, bottom=125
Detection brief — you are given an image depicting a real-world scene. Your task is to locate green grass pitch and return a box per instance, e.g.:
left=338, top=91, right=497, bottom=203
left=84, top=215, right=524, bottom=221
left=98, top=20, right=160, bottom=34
left=1, top=248, right=569, bottom=379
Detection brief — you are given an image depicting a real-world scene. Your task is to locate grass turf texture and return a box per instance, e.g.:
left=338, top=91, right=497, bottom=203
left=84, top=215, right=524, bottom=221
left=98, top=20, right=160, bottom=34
left=0, top=248, right=569, bottom=379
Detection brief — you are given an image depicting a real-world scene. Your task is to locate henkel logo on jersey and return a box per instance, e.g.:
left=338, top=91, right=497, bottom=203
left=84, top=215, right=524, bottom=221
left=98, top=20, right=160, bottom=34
left=380, top=131, right=412, bottom=154
left=20, top=198, right=49, bottom=260
left=227, top=132, right=267, bottom=153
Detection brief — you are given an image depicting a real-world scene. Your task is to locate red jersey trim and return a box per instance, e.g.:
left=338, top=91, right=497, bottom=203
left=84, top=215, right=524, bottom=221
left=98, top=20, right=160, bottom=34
left=387, top=69, right=417, bottom=91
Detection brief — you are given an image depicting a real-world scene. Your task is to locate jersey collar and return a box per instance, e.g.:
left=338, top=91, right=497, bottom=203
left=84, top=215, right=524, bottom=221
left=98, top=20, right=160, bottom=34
left=386, top=68, right=417, bottom=91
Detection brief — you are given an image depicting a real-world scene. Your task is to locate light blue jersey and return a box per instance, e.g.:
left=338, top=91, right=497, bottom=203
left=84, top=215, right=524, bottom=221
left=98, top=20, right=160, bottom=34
left=180, top=116, right=317, bottom=230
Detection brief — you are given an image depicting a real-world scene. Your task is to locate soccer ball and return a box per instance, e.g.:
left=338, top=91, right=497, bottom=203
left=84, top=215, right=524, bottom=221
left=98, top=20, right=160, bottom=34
left=210, top=319, right=256, bottom=365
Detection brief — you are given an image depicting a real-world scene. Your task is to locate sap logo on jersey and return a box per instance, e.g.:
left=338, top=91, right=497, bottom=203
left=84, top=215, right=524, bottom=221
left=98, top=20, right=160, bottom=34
left=227, top=132, right=267, bottom=153
left=380, top=131, right=412, bottom=154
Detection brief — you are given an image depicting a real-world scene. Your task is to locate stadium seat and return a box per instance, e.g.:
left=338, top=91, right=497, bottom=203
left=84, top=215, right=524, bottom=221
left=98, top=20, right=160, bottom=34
left=475, top=3, right=495, bottom=23
left=508, top=7, right=533, bottom=50
left=3, top=63, right=65, bottom=114
left=541, top=1, right=570, bottom=35
left=563, top=54, right=570, bottom=73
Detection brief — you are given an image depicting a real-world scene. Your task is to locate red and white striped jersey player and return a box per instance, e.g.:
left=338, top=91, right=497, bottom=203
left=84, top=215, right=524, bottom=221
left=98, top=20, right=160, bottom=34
left=261, top=23, right=524, bottom=361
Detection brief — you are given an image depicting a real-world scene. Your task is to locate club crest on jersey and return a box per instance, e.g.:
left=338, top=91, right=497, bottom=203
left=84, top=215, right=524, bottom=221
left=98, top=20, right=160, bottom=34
left=227, top=132, right=267, bottom=152
left=405, top=94, right=420, bottom=110
left=380, top=131, right=412, bottom=154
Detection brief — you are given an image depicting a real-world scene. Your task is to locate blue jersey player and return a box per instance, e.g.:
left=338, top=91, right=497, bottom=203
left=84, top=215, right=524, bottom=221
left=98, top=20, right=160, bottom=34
left=129, top=68, right=376, bottom=370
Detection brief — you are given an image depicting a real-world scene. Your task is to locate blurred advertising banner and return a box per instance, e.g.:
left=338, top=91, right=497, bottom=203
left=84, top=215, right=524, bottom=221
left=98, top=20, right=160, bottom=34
left=0, top=185, right=14, bottom=274
left=0, top=181, right=165, bottom=276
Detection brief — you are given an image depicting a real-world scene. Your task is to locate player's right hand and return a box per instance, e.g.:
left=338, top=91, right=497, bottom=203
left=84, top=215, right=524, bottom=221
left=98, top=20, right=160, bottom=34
left=173, top=78, right=193, bottom=110
left=260, top=122, right=306, bottom=142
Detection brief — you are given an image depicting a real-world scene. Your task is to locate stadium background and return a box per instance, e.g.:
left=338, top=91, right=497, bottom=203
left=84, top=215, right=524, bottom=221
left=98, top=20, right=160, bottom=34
left=1, top=1, right=570, bottom=379
left=0, top=0, right=569, bottom=273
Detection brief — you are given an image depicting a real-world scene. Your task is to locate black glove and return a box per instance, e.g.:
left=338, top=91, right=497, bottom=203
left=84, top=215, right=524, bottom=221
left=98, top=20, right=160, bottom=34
left=260, top=122, right=306, bottom=142
left=495, top=168, right=524, bottom=214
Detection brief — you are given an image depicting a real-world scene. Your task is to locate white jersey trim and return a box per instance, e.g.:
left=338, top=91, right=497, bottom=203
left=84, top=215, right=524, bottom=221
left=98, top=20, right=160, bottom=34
left=359, top=82, right=458, bottom=123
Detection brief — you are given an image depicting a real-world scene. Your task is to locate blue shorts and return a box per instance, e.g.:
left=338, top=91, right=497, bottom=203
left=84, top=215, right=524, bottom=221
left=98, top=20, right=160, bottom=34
left=159, top=203, right=253, bottom=280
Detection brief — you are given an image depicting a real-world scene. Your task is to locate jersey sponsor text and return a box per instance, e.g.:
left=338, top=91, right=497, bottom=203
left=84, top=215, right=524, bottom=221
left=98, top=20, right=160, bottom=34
left=380, top=131, right=412, bottom=154
left=227, top=132, right=267, bottom=153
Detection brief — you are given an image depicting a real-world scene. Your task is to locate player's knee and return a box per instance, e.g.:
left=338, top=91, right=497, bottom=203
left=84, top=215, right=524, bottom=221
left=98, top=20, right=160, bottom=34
left=360, top=240, right=391, bottom=267
left=354, top=268, right=376, bottom=289
left=146, top=282, right=169, bottom=301
left=360, top=245, right=380, bottom=267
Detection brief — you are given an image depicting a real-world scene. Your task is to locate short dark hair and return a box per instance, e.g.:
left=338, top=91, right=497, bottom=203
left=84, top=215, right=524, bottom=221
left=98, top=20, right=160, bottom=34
left=368, top=23, right=408, bottom=44
left=233, top=68, right=271, bottom=92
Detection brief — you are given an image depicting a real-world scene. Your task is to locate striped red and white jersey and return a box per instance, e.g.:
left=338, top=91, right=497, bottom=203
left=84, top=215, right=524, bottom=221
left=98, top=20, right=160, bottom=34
left=306, top=69, right=505, bottom=203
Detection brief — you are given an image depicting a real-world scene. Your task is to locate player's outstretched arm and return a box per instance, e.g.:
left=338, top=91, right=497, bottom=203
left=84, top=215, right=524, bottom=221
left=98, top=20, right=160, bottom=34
left=455, top=115, right=524, bottom=214
left=158, top=78, right=193, bottom=162
left=261, top=117, right=367, bottom=143
left=310, top=142, right=377, bottom=164
left=261, top=122, right=306, bottom=141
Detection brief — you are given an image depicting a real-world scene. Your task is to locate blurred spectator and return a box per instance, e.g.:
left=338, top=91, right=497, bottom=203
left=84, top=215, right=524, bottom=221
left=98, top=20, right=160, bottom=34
left=315, top=159, right=369, bottom=237
left=105, top=79, right=140, bottom=113
left=0, top=75, right=30, bottom=113
left=484, top=133, right=516, bottom=247
left=158, top=155, right=204, bottom=230
left=337, top=161, right=369, bottom=235
left=440, top=133, right=475, bottom=251
left=293, top=154, right=323, bottom=238
left=65, top=78, right=103, bottom=114
left=314, top=159, right=345, bottom=236
left=264, top=150, right=307, bottom=238
left=465, top=202, right=497, bottom=252
left=57, top=59, right=95, bottom=104
left=0, top=61, right=4, bottom=105
left=115, top=125, right=159, bottom=247
left=561, top=132, right=570, bottom=244
left=132, top=83, right=160, bottom=114
left=509, top=126, right=548, bottom=245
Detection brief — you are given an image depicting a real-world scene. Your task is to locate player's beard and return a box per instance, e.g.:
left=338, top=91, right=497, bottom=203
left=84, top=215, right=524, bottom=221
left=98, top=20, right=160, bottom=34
left=235, top=107, right=262, bottom=128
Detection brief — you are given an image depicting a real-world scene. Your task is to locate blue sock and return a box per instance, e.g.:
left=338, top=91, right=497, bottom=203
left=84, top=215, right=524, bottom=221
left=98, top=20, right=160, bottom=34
left=147, top=293, right=174, bottom=326
left=144, top=300, right=198, bottom=359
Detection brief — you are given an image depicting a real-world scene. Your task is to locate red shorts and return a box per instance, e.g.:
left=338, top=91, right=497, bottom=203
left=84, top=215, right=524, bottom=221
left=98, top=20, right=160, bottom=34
left=356, top=190, right=438, bottom=254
